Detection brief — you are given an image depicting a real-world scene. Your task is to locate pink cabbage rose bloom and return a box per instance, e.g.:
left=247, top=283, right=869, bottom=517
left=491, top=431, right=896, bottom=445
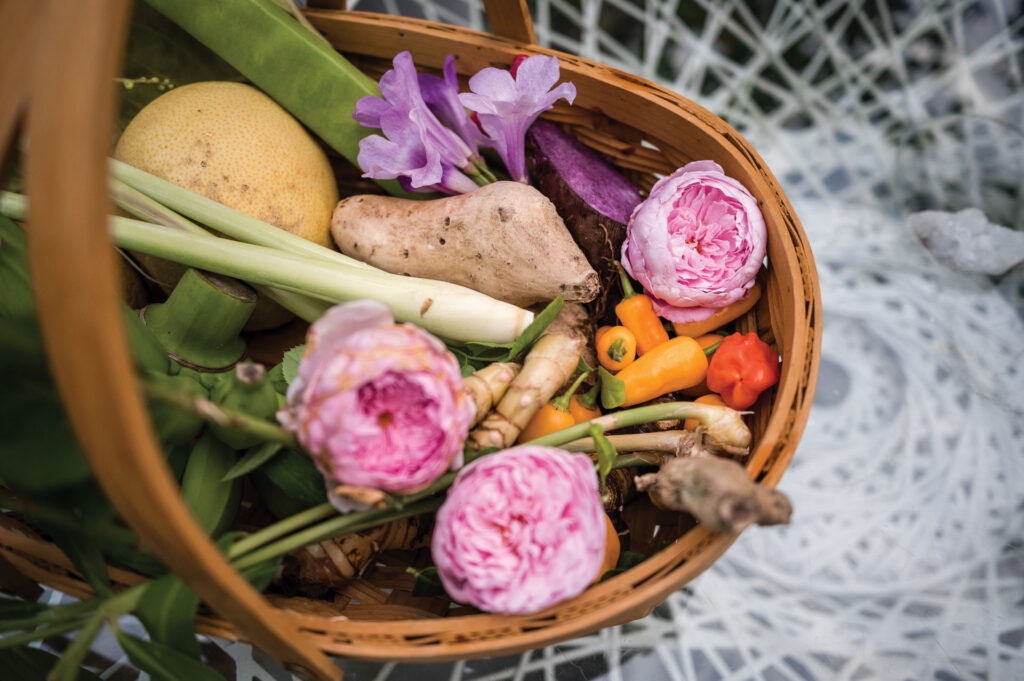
left=621, top=160, right=767, bottom=323
left=431, top=446, right=607, bottom=614
left=278, top=301, right=475, bottom=510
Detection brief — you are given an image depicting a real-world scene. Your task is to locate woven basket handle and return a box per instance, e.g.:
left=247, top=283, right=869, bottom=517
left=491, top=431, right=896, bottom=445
left=16, top=2, right=341, bottom=680
left=309, top=0, right=537, bottom=43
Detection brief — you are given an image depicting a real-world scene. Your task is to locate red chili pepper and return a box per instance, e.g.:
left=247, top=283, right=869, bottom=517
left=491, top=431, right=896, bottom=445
left=705, top=332, right=780, bottom=410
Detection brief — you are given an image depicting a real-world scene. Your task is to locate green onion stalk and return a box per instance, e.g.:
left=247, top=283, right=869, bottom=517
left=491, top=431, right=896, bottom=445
left=1, top=187, right=533, bottom=344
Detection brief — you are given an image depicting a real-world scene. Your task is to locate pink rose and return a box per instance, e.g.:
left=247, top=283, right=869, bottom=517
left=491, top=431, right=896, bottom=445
left=431, top=446, right=607, bottom=614
left=279, top=301, right=474, bottom=509
left=621, top=160, right=766, bottom=323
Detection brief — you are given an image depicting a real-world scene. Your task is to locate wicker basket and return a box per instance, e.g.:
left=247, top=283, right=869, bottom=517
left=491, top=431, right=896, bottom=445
left=0, top=1, right=820, bottom=679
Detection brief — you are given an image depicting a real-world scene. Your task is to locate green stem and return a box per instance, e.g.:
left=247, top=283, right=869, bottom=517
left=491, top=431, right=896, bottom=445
left=47, top=610, right=105, bottom=681
left=142, top=378, right=298, bottom=448
left=615, top=260, right=639, bottom=299
left=0, top=619, right=83, bottom=649
left=226, top=502, right=336, bottom=558
left=704, top=340, right=722, bottom=356
left=551, top=369, right=590, bottom=412
left=143, top=268, right=255, bottom=369
left=111, top=179, right=329, bottom=323
left=232, top=498, right=442, bottom=570
left=0, top=598, right=106, bottom=633
left=111, top=159, right=367, bottom=270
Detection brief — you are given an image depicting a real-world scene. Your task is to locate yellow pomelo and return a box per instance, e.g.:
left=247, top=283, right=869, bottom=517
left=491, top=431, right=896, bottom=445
left=114, top=81, right=338, bottom=247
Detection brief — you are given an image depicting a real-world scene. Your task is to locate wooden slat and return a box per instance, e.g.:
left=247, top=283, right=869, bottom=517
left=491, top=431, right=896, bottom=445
left=482, top=0, right=536, bottom=44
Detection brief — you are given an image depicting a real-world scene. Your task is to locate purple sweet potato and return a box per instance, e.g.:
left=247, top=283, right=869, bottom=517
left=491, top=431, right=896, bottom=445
left=527, top=120, right=642, bottom=309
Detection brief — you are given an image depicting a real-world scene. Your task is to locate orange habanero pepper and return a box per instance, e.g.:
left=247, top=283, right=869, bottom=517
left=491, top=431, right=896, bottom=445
left=614, top=262, right=669, bottom=356
left=615, top=335, right=708, bottom=407
left=705, top=332, right=780, bottom=410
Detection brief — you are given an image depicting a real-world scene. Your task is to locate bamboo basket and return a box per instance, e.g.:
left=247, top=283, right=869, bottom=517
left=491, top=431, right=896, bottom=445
left=0, top=1, right=821, bottom=679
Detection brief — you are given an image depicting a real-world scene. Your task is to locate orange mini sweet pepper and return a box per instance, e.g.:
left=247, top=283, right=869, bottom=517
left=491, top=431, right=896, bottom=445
left=705, top=332, right=780, bottom=410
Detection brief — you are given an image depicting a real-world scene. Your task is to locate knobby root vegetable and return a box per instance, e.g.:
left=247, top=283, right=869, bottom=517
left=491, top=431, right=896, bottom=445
left=634, top=457, right=792, bottom=534
left=683, top=395, right=728, bottom=431
left=543, top=302, right=597, bottom=369
left=468, top=333, right=582, bottom=449
left=330, top=182, right=600, bottom=307
left=279, top=515, right=431, bottom=596
left=463, top=362, right=522, bottom=427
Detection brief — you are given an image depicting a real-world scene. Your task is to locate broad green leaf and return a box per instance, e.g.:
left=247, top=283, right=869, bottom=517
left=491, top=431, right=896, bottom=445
left=242, top=557, right=283, bottom=592
left=221, top=442, right=283, bottom=481
left=115, top=632, right=227, bottom=681
left=0, top=217, right=34, bottom=320
left=135, top=574, right=202, bottom=660
left=600, top=551, right=648, bottom=581
left=280, top=345, right=305, bottom=386
left=450, top=297, right=564, bottom=363
left=407, top=567, right=447, bottom=597
left=180, top=433, right=243, bottom=537
left=0, top=598, right=47, bottom=619
left=0, top=646, right=102, bottom=681
left=266, top=362, right=288, bottom=394
left=250, top=447, right=327, bottom=519
left=598, top=367, right=625, bottom=409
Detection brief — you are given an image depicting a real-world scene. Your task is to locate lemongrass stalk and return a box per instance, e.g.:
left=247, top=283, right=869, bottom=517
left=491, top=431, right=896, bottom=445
left=2, top=190, right=533, bottom=340
left=111, top=159, right=367, bottom=269
left=525, top=402, right=752, bottom=450
left=111, top=179, right=330, bottom=322
left=561, top=430, right=748, bottom=456
left=113, top=217, right=533, bottom=343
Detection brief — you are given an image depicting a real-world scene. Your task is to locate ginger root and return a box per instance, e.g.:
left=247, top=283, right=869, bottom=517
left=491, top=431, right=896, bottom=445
left=634, top=456, right=792, bottom=534
left=468, top=333, right=581, bottom=449
left=463, top=361, right=521, bottom=427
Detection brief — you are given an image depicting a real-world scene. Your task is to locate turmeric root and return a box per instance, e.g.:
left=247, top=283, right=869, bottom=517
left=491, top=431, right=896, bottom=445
left=463, top=362, right=521, bottom=427
left=279, top=514, right=431, bottom=596
left=468, top=333, right=582, bottom=449
left=634, top=456, right=791, bottom=534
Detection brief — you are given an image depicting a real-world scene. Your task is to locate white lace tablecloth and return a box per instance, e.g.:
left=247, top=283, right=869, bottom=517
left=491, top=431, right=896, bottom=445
left=56, top=1, right=1024, bottom=679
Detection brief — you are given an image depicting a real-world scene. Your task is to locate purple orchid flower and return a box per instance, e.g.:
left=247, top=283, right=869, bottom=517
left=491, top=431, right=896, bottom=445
left=354, top=51, right=480, bottom=194
left=418, top=55, right=488, bottom=157
left=459, top=54, right=576, bottom=183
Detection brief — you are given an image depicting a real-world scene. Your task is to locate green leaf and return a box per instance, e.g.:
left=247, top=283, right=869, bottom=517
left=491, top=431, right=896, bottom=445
left=0, top=597, right=48, bottom=619
left=0, top=318, right=94, bottom=492
left=134, top=574, right=202, bottom=660
left=46, top=530, right=112, bottom=597
left=616, top=551, right=647, bottom=570
left=0, top=646, right=102, bottom=681
left=588, top=423, right=617, bottom=489
left=180, top=433, right=244, bottom=537
left=280, top=345, right=305, bottom=386
left=266, top=362, right=288, bottom=394
left=575, top=355, right=594, bottom=375
left=221, top=442, right=283, bottom=481
left=250, top=447, right=327, bottom=519
left=407, top=566, right=447, bottom=597
left=449, top=297, right=564, bottom=363
left=598, top=367, right=625, bottom=409
left=0, top=217, right=35, bottom=320
left=115, top=632, right=227, bottom=681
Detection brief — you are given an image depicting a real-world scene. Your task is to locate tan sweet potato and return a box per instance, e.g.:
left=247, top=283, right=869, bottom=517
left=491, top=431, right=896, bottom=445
left=330, top=182, right=600, bottom=307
